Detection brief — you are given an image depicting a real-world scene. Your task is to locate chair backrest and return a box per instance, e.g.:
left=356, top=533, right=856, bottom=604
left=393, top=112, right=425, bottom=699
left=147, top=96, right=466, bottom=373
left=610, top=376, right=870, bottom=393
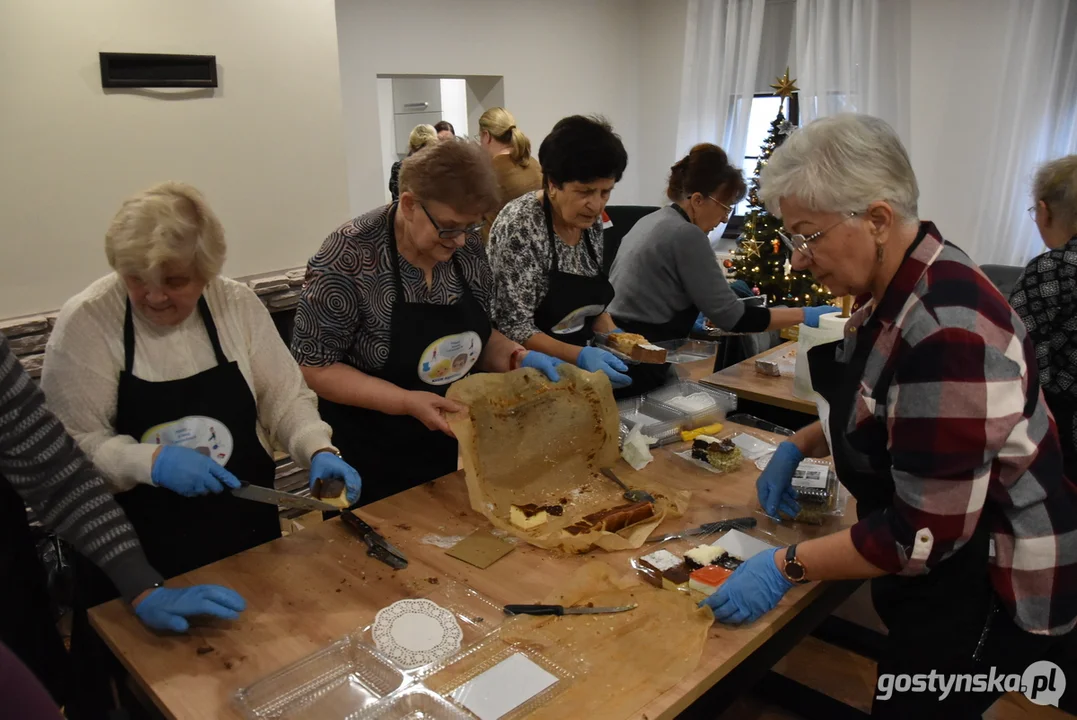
left=602, top=205, right=661, bottom=273
left=980, top=264, right=1025, bottom=298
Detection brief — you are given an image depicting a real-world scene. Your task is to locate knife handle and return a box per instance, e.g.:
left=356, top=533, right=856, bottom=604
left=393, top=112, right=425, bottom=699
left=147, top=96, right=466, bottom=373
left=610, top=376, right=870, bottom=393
left=504, top=604, right=564, bottom=616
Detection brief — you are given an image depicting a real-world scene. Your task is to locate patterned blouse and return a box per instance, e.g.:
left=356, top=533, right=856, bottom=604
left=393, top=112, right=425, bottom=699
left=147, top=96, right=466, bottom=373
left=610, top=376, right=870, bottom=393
left=487, top=192, right=605, bottom=344
left=291, top=204, right=494, bottom=371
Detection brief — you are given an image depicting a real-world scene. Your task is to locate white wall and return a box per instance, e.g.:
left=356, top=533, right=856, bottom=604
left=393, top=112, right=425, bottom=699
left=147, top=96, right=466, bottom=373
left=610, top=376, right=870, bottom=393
left=335, top=0, right=643, bottom=214
left=0, top=0, right=350, bottom=317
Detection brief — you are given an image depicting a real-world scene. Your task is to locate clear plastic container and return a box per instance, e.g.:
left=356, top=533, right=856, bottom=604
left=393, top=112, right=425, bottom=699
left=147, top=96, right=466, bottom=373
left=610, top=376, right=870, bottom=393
left=616, top=397, right=686, bottom=445
left=644, top=381, right=737, bottom=430
left=422, top=635, right=576, bottom=720
left=652, top=338, right=718, bottom=365
left=234, top=635, right=405, bottom=720
left=353, top=686, right=474, bottom=720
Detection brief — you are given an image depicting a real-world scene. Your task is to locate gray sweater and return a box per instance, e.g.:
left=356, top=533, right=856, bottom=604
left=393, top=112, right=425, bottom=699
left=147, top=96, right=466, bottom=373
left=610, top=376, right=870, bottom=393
left=0, top=335, right=162, bottom=601
left=609, top=206, right=766, bottom=332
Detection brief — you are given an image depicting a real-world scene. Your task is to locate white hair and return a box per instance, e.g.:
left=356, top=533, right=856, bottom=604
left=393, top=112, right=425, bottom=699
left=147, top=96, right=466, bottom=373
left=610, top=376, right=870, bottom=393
left=105, top=182, right=226, bottom=282
left=759, top=114, right=919, bottom=224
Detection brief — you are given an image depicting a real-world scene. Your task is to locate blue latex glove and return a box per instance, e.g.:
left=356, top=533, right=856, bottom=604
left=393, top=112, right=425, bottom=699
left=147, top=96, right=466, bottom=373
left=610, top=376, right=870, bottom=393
left=151, top=446, right=240, bottom=497
left=692, top=312, right=707, bottom=334
left=609, top=328, right=624, bottom=334
left=802, top=305, right=841, bottom=327
left=577, top=346, right=632, bottom=388
left=700, top=548, right=794, bottom=624
left=134, top=585, right=247, bottom=633
left=309, top=452, right=362, bottom=505
left=520, top=350, right=565, bottom=382
left=757, top=441, right=803, bottom=518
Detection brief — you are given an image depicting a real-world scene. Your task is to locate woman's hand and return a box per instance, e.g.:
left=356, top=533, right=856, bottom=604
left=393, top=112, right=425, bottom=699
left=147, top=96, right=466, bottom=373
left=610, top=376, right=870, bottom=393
left=756, top=441, right=803, bottom=518
left=404, top=391, right=465, bottom=435
left=576, top=347, right=632, bottom=388
left=309, top=451, right=362, bottom=504
left=802, top=305, right=841, bottom=327
left=151, top=446, right=241, bottom=496
left=700, top=548, right=794, bottom=624
left=520, top=351, right=564, bottom=381
left=132, top=585, right=246, bottom=633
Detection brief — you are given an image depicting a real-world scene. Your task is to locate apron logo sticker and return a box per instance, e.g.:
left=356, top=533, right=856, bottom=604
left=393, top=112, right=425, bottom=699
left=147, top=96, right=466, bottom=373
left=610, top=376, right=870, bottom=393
left=418, top=331, right=482, bottom=386
left=551, top=303, right=606, bottom=335
left=141, top=415, right=234, bottom=467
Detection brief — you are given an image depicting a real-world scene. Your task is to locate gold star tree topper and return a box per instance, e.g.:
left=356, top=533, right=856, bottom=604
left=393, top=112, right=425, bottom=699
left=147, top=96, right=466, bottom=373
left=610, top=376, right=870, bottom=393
left=770, top=68, right=799, bottom=99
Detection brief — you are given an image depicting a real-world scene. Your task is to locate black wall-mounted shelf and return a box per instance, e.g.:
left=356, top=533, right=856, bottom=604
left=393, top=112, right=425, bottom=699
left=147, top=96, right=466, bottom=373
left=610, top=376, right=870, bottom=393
left=99, top=52, right=217, bottom=88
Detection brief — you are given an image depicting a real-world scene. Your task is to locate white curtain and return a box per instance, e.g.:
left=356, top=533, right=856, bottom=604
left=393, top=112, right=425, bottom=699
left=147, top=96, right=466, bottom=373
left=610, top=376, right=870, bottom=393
left=793, top=0, right=911, bottom=142
left=970, top=0, right=1077, bottom=267
left=675, top=0, right=767, bottom=164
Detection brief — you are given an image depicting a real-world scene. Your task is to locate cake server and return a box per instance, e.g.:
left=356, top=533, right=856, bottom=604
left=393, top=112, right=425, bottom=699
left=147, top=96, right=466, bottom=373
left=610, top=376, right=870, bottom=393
left=599, top=467, right=655, bottom=503
left=645, top=516, right=757, bottom=543
left=340, top=511, right=408, bottom=569
left=503, top=603, right=638, bottom=616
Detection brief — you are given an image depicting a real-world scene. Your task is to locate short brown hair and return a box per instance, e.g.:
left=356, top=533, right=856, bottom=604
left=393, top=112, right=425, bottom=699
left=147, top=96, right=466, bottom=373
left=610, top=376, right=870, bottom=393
left=399, top=140, right=500, bottom=216
left=667, top=143, right=747, bottom=203
left=1034, top=155, right=1077, bottom=234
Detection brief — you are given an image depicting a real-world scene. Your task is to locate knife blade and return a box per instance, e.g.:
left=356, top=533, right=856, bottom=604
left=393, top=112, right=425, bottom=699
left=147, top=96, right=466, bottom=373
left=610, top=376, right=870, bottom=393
left=645, top=516, right=757, bottom=543
left=503, top=603, right=637, bottom=616
left=339, top=512, right=408, bottom=569
left=231, top=482, right=339, bottom=513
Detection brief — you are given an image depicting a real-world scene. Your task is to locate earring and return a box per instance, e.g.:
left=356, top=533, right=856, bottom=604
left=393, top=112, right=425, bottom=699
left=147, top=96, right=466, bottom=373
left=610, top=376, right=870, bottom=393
left=876, top=243, right=885, bottom=262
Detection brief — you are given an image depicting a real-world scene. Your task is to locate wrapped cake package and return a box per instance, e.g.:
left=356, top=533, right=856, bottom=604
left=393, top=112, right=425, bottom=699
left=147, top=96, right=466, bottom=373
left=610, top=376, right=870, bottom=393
left=446, top=367, right=688, bottom=554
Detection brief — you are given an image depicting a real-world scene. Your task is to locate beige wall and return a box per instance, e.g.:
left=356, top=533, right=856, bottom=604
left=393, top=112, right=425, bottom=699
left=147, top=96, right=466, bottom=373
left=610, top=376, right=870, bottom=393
left=0, top=0, right=350, bottom=316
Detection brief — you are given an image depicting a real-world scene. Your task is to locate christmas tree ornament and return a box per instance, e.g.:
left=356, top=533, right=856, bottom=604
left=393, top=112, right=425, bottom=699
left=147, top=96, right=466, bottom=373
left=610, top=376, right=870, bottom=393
left=741, top=237, right=763, bottom=258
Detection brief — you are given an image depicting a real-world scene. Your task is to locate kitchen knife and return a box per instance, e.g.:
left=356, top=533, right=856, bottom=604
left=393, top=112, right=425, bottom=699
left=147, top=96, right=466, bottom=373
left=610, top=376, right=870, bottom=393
left=231, top=482, right=339, bottom=513
left=503, top=603, right=638, bottom=616
left=645, top=516, right=757, bottom=543
left=340, top=511, right=408, bottom=570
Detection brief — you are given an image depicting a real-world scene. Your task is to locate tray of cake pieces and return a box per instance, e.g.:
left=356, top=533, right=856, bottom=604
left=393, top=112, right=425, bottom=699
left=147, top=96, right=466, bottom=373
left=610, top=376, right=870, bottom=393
left=593, top=332, right=718, bottom=366
left=631, top=505, right=805, bottom=599
left=235, top=576, right=581, bottom=719
left=617, top=381, right=738, bottom=447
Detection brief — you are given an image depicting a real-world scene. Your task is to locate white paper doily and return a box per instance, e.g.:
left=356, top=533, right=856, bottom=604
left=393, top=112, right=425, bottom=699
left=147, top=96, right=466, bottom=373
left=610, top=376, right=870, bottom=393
left=372, top=599, right=463, bottom=669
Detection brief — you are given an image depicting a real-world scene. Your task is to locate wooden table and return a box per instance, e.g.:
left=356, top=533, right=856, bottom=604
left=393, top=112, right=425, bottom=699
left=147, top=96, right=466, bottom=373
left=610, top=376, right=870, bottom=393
left=700, top=342, right=818, bottom=416
left=90, top=423, right=852, bottom=720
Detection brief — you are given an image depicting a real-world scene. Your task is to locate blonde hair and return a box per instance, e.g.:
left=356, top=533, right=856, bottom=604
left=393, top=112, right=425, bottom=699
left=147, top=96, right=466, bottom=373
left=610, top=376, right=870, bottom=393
left=1034, top=155, right=1077, bottom=234
left=478, top=107, right=532, bottom=167
left=408, top=124, right=438, bottom=155
left=104, top=182, right=226, bottom=283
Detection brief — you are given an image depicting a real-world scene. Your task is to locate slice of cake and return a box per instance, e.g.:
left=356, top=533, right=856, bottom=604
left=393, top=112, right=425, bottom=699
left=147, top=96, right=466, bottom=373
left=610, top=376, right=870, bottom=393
left=639, top=549, right=682, bottom=587
left=689, top=565, right=733, bottom=595
left=510, top=503, right=548, bottom=530
left=607, top=333, right=668, bottom=364
left=684, top=543, right=727, bottom=570
left=661, top=564, right=691, bottom=591
left=311, top=477, right=350, bottom=509
left=563, top=501, right=655, bottom=535
left=691, top=436, right=743, bottom=473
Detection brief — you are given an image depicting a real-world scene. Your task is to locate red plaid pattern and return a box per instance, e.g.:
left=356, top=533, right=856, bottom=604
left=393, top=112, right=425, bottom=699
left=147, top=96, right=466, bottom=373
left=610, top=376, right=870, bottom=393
left=842, top=222, right=1077, bottom=635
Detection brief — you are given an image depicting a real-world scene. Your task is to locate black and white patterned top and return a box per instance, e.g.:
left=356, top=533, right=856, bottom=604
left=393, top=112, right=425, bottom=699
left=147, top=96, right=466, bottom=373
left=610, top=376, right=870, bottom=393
left=487, top=191, right=605, bottom=344
left=1010, top=236, right=1077, bottom=395
left=291, top=204, right=494, bottom=371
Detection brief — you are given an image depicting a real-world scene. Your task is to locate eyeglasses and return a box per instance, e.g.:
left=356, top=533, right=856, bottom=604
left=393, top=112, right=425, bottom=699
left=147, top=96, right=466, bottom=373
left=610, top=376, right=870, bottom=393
left=709, top=196, right=733, bottom=220
left=777, top=212, right=859, bottom=259
left=1028, top=205, right=1037, bottom=221
left=420, top=203, right=483, bottom=240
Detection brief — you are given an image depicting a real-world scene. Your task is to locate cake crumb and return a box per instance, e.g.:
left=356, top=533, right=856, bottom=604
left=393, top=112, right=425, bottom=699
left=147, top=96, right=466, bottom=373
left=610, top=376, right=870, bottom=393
left=196, top=645, right=214, bottom=656
left=426, top=577, right=439, bottom=585
left=395, top=523, right=412, bottom=531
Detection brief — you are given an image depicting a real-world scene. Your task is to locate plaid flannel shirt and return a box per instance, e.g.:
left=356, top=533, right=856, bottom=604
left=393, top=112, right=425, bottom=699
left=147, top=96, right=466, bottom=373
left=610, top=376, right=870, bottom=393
left=839, top=222, right=1077, bottom=636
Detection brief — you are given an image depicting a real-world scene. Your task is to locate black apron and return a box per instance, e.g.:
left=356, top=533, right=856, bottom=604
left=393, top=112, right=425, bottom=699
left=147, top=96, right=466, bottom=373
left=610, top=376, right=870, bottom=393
left=68, top=296, right=279, bottom=719
left=807, top=333, right=1001, bottom=697
left=532, top=194, right=616, bottom=348
left=318, top=206, right=492, bottom=507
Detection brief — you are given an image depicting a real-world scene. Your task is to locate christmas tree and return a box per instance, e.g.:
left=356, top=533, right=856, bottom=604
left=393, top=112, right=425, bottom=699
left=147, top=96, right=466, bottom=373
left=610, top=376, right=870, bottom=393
left=726, top=71, right=831, bottom=307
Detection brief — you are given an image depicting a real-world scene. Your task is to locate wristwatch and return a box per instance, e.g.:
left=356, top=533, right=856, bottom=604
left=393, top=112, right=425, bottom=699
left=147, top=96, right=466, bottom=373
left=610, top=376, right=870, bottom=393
left=782, top=544, right=810, bottom=584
